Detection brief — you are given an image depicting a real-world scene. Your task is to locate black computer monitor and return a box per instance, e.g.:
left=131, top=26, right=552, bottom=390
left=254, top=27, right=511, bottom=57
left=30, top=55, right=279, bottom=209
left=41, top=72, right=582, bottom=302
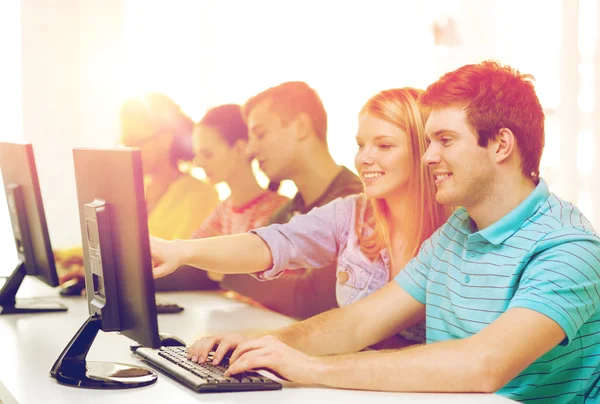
left=50, top=147, right=176, bottom=389
left=0, top=141, right=67, bottom=314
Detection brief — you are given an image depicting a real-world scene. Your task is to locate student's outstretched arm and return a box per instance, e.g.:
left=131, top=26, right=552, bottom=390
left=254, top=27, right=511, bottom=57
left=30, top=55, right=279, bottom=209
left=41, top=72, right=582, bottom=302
left=152, top=196, right=353, bottom=280
left=150, top=234, right=272, bottom=278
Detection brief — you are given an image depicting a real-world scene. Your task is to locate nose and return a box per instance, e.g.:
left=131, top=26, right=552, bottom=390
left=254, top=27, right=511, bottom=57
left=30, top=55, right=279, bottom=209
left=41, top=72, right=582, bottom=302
left=421, top=143, right=441, bottom=167
left=357, top=147, right=375, bottom=166
left=245, top=136, right=258, bottom=159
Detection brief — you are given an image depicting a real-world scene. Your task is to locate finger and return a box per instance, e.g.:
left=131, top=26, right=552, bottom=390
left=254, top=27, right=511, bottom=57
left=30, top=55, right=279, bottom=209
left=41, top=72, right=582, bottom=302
left=63, top=257, right=84, bottom=267
left=152, top=263, right=174, bottom=279
left=59, top=272, right=76, bottom=284
left=212, top=340, right=236, bottom=365
left=59, top=269, right=83, bottom=284
left=229, top=337, right=271, bottom=364
left=187, top=338, right=215, bottom=362
left=187, top=337, right=218, bottom=363
left=225, top=349, right=272, bottom=376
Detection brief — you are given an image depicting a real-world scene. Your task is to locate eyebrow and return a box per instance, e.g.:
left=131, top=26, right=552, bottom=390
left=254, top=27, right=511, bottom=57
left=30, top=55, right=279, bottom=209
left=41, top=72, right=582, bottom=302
left=425, top=129, right=461, bottom=140
left=355, top=134, right=397, bottom=141
left=250, top=124, right=266, bottom=133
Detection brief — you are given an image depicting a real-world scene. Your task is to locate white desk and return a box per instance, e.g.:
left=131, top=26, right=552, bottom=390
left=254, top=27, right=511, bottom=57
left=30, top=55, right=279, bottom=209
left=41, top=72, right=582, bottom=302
left=0, top=276, right=515, bottom=404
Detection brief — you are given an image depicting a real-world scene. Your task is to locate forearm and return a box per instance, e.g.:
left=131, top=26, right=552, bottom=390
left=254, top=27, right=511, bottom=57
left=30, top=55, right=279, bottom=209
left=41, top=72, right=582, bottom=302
left=270, top=282, right=424, bottom=356
left=270, top=305, right=370, bottom=356
left=174, top=234, right=273, bottom=275
left=311, top=338, right=493, bottom=393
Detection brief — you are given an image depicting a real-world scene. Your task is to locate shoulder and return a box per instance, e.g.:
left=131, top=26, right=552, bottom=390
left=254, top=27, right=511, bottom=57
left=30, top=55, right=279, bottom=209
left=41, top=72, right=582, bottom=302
left=517, top=195, right=600, bottom=279
left=540, top=193, right=597, bottom=235
left=263, top=191, right=291, bottom=207
left=171, top=175, right=217, bottom=196
left=316, top=193, right=364, bottom=216
left=524, top=193, right=599, bottom=251
left=327, top=166, right=363, bottom=199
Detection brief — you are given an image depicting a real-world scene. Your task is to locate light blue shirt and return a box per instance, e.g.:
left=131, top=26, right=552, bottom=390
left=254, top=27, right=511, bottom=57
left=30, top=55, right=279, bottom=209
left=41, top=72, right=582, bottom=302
left=396, top=179, right=600, bottom=403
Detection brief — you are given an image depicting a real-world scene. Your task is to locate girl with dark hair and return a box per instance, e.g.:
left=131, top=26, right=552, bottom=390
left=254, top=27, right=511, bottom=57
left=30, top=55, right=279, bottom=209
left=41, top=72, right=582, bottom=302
left=191, top=104, right=288, bottom=244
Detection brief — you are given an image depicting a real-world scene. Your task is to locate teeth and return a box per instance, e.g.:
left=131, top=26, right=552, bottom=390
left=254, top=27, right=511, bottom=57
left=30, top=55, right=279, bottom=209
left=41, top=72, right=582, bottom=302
left=364, top=172, right=384, bottom=179
left=436, top=174, right=451, bottom=181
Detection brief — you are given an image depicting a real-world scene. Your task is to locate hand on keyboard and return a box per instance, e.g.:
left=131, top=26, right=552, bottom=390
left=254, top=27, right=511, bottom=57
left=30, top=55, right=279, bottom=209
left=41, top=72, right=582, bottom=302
left=223, top=335, right=314, bottom=385
left=187, top=333, right=252, bottom=365
left=138, top=346, right=282, bottom=392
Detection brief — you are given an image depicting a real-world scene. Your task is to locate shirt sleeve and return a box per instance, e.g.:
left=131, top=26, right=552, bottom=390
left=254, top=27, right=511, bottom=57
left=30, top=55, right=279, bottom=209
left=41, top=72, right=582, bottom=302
left=394, top=226, right=443, bottom=304
left=508, top=233, right=600, bottom=344
left=250, top=196, right=356, bottom=280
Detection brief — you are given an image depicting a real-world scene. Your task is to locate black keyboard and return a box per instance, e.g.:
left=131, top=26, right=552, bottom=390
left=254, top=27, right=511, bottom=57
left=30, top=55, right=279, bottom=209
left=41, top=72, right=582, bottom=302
left=134, top=346, right=282, bottom=392
left=155, top=297, right=184, bottom=314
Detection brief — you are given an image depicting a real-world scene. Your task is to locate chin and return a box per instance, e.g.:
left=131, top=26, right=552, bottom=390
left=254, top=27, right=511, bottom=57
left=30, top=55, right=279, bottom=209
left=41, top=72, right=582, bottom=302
left=436, top=191, right=459, bottom=207
left=363, top=188, right=386, bottom=199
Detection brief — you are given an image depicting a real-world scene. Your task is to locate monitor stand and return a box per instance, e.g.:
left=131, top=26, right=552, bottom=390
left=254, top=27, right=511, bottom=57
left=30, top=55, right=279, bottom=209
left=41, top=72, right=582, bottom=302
left=50, top=315, right=157, bottom=389
left=0, top=261, right=67, bottom=315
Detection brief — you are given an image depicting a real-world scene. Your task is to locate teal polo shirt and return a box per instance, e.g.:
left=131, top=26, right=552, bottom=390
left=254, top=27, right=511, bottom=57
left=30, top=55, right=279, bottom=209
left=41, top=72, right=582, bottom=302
left=396, top=179, right=600, bottom=403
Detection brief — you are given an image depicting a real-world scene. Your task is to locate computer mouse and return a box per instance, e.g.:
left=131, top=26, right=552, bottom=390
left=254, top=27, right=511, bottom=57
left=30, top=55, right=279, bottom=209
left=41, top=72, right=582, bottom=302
left=59, top=278, right=86, bottom=296
left=159, top=333, right=186, bottom=347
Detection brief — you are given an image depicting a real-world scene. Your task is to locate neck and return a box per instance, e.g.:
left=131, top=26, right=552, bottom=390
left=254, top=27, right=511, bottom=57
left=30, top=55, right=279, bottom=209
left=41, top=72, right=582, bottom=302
left=226, top=164, right=265, bottom=207
left=384, top=188, right=415, bottom=238
left=383, top=190, right=416, bottom=277
left=290, top=146, right=341, bottom=207
left=147, top=163, right=182, bottom=190
left=145, top=163, right=182, bottom=212
left=468, top=174, right=537, bottom=230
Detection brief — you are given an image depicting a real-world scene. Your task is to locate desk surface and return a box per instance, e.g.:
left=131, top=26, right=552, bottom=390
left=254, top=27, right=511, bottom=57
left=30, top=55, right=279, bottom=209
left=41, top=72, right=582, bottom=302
left=0, top=276, right=515, bottom=404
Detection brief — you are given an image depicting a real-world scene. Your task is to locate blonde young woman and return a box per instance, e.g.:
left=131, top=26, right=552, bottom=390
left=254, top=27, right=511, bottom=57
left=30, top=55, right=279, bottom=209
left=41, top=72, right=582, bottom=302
left=151, top=88, right=451, bottom=345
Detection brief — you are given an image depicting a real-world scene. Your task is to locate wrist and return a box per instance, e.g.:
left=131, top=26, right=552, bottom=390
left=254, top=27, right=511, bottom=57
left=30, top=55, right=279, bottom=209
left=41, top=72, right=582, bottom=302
left=172, top=239, right=190, bottom=268
left=301, top=355, right=329, bottom=386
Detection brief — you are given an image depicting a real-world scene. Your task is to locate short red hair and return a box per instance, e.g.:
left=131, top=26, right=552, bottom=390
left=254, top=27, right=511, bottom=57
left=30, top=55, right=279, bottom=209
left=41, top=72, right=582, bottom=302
left=420, top=60, right=545, bottom=180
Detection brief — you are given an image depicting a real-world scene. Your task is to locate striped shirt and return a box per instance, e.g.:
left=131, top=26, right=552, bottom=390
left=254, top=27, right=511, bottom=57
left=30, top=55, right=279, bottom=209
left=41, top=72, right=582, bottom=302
left=192, top=191, right=289, bottom=239
left=396, top=179, right=600, bottom=403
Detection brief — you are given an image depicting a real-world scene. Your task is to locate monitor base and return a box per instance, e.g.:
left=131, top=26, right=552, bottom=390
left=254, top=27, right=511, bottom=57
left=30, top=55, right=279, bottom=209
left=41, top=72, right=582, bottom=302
left=50, top=314, right=157, bottom=389
left=52, top=360, right=157, bottom=389
left=0, top=300, right=67, bottom=315
left=0, top=260, right=68, bottom=315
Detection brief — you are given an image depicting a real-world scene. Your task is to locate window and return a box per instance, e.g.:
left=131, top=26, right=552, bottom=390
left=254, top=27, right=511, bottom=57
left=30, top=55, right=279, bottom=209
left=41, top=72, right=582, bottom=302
left=120, top=0, right=599, bottom=225
left=0, top=0, right=22, bottom=269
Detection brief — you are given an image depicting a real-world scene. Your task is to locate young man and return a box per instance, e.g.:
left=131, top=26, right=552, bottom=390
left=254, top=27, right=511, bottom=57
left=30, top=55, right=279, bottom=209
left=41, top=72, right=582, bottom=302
left=181, top=62, right=600, bottom=402
left=219, top=81, right=363, bottom=318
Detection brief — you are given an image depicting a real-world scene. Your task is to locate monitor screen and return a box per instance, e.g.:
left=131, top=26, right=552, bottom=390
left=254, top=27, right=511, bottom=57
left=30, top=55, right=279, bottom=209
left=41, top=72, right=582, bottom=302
left=0, top=141, right=58, bottom=286
left=0, top=141, right=66, bottom=315
left=72, top=147, right=160, bottom=348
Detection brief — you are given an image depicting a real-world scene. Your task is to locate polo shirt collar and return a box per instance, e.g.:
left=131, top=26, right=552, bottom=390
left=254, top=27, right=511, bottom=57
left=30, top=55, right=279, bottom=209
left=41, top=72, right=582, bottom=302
left=471, top=178, right=550, bottom=245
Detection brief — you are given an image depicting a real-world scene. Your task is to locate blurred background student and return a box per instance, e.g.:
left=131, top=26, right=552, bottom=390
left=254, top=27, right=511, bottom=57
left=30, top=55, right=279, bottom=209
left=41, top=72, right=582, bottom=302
left=56, top=93, right=219, bottom=292
left=191, top=104, right=289, bottom=281
left=192, top=104, right=289, bottom=239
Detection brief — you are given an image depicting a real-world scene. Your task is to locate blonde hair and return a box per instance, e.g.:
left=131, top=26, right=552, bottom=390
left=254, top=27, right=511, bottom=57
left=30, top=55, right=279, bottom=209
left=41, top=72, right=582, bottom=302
left=356, top=88, right=451, bottom=263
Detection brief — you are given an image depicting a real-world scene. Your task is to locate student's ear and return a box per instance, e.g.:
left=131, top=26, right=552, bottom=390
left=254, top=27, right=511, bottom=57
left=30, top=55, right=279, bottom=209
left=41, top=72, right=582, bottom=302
left=494, top=128, right=516, bottom=164
left=293, top=113, right=312, bottom=141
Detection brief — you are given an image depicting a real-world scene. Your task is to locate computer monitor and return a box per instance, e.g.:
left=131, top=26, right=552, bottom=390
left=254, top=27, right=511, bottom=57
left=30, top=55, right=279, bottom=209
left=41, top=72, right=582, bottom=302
left=50, top=147, right=173, bottom=389
left=0, top=141, right=67, bottom=314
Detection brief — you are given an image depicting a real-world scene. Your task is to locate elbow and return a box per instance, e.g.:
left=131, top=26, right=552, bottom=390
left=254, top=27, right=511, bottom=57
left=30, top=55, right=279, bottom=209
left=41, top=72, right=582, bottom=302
left=475, top=351, right=512, bottom=393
